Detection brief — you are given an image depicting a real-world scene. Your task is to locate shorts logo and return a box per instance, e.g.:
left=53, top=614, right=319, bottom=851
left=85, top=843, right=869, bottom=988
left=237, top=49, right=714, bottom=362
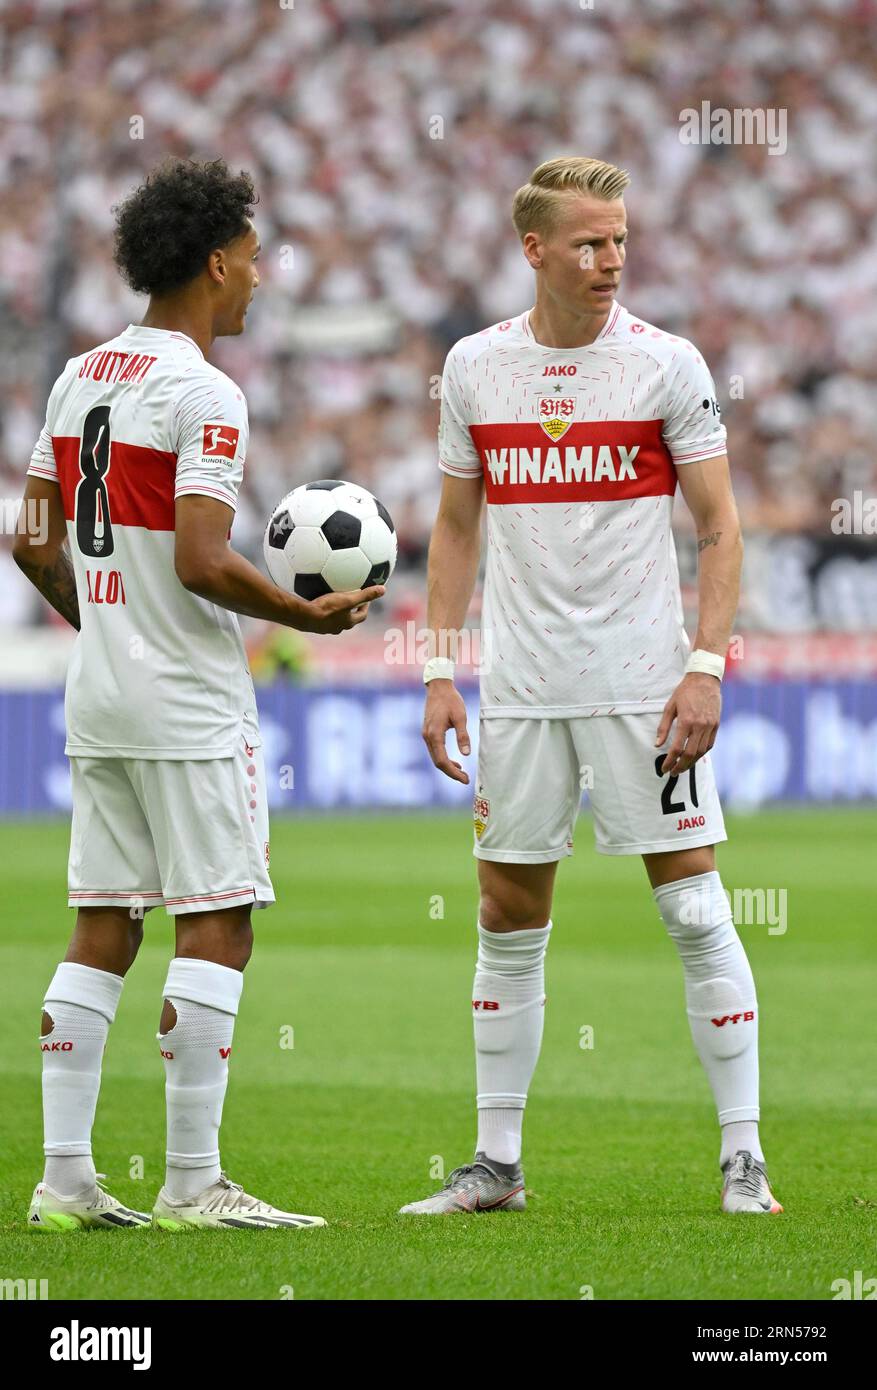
left=264, top=840, right=270, bottom=867
left=219, top=1046, right=232, bottom=1059
left=711, top=1011, right=755, bottom=1027
left=201, top=424, right=240, bottom=460
left=472, top=1000, right=499, bottom=1011
left=539, top=396, right=576, bottom=441
left=160, top=1048, right=174, bottom=1060
left=677, top=815, right=706, bottom=830
left=40, top=1040, right=73, bottom=1052
left=474, top=795, right=490, bottom=840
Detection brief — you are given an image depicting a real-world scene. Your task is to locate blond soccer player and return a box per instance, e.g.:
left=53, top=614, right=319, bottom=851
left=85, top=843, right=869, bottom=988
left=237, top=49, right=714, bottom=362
left=402, top=157, right=781, bottom=1217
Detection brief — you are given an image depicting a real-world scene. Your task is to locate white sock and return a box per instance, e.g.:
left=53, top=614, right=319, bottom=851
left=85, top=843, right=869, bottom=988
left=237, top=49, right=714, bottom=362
left=159, top=958, right=243, bottom=1202
left=477, top=1108, right=524, bottom=1167
left=473, top=921, right=551, bottom=1167
left=721, top=1120, right=764, bottom=1166
left=653, top=872, right=762, bottom=1165
left=41, top=962, right=124, bottom=1196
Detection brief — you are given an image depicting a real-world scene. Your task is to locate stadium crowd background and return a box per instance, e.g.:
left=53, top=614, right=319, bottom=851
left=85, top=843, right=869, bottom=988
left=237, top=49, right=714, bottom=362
left=1, top=0, right=876, bottom=675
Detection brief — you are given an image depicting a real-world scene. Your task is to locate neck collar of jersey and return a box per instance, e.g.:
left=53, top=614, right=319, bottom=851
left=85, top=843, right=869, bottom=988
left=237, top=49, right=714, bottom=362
left=522, top=301, right=622, bottom=351
left=122, top=324, right=204, bottom=359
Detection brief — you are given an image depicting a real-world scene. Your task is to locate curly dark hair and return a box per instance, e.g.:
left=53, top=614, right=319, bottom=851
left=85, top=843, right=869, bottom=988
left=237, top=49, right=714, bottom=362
left=112, top=157, right=258, bottom=297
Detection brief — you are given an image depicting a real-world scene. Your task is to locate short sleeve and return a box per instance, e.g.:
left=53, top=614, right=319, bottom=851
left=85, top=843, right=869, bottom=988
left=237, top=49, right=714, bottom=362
left=438, top=347, right=482, bottom=478
left=662, top=342, right=727, bottom=466
left=172, top=369, right=249, bottom=510
left=27, top=374, right=65, bottom=482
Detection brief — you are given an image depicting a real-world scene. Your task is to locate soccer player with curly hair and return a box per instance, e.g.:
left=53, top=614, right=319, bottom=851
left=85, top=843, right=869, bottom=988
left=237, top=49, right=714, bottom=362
left=15, top=157, right=383, bottom=1231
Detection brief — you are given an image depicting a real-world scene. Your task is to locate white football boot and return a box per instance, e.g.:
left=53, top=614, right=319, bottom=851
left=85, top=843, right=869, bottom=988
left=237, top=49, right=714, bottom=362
left=721, top=1150, right=783, bottom=1214
left=28, top=1176, right=150, bottom=1232
left=152, top=1172, right=327, bottom=1230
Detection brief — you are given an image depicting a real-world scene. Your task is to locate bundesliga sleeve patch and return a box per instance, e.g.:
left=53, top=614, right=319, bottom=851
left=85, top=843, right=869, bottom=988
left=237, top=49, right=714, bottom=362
left=201, top=423, right=240, bottom=460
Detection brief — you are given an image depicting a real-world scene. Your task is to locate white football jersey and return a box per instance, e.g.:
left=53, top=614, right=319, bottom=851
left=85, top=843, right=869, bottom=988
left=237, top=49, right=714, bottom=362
left=438, top=303, right=728, bottom=717
left=27, top=324, right=260, bottom=758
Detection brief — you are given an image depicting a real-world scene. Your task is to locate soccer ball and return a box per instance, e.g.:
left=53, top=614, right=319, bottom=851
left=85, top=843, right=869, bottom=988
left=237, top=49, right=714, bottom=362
left=263, top=479, right=397, bottom=601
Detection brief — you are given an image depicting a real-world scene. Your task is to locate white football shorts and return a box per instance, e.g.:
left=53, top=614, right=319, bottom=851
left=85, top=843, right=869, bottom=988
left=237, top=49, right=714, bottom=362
left=473, top=712, right=727, bottom=861
left=68, top=729, right=274, bottom=915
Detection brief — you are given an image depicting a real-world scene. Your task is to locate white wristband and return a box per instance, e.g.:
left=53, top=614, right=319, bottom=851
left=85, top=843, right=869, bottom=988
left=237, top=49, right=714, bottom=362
left=685, top=649, right=725, bottom=681
left=423, top=656, right=456, bottom=684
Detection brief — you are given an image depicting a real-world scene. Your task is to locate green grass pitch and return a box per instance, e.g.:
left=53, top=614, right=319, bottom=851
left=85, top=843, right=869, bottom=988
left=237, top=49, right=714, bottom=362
left=0, top=809, right=874, bottom=1300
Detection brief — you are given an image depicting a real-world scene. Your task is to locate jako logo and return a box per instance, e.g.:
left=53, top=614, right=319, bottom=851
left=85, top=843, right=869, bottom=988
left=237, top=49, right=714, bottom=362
left=711, top=1011, right=755, bottom=1027
left=160, top=1048, right=174, bottom=1060
left=41, top=1041, right=73, bottom=1052
left=472, top=1000, right=499, bottom=1011
left=543, top=364, right=577, bottom=376
left=50, top=1320, right=152, bottom=1370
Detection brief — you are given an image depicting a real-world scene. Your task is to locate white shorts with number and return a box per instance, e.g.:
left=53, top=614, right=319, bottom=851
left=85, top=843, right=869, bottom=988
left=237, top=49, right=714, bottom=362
left=473, top=713, right=727, bottom=862
left=68, top=731, right=275, bottom=916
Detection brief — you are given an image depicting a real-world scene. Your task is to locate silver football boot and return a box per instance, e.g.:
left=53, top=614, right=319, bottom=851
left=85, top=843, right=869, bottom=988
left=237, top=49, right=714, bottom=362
left=721, top=1150, right=783, bottom=1213
left=399, top=1152, right=525, bottom=1215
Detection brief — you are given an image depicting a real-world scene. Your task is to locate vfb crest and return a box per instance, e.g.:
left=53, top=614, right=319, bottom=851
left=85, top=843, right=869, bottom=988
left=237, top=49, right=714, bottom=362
left=539, top=396, right=576, bottom=440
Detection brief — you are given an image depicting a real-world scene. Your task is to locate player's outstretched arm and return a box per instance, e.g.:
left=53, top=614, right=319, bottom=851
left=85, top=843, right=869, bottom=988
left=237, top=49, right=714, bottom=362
left=175, top=494, right=384, bottom=634
left=12, top=476, right=80, bottom=630
left=422, top=472, right=484, bottom=784
left=656, top=455, right=743, bottom=774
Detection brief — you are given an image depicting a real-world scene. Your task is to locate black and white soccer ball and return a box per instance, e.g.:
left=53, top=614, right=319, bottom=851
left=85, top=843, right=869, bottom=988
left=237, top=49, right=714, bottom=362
left=263, top=479, right=397, bottom=601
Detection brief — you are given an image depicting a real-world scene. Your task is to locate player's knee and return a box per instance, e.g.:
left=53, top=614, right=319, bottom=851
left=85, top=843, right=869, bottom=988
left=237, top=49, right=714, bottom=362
left=174, top=910, right=253, bottom=971
left=227, top=920, right=253, bottom=971
left=653, top=871, right=733, bottom=952
left=479, top=890, right=549, bottom=934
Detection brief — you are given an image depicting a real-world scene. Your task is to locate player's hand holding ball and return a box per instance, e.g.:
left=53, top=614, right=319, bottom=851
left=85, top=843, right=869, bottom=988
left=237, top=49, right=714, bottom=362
left=264, top=479, right=396, bottom=634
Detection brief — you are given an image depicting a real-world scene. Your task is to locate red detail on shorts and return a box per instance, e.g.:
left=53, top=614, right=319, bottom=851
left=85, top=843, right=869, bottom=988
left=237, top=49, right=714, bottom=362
left=162, top=888, right=256, bottom=907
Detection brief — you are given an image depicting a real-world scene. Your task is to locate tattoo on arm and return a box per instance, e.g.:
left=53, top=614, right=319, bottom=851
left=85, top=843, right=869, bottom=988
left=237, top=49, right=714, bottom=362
left=697, top=531, right=722, bottom=553
left=24, top=544, right=81, bottom=630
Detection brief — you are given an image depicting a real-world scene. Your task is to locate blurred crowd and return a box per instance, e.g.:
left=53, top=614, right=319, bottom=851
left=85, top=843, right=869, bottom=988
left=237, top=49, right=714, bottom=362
left=1, top=0, right=876, bottom=638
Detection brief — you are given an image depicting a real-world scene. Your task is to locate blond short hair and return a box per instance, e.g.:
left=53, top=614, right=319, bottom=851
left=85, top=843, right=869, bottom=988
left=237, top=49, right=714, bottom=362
left=511, top=157, right=630, bottom=240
